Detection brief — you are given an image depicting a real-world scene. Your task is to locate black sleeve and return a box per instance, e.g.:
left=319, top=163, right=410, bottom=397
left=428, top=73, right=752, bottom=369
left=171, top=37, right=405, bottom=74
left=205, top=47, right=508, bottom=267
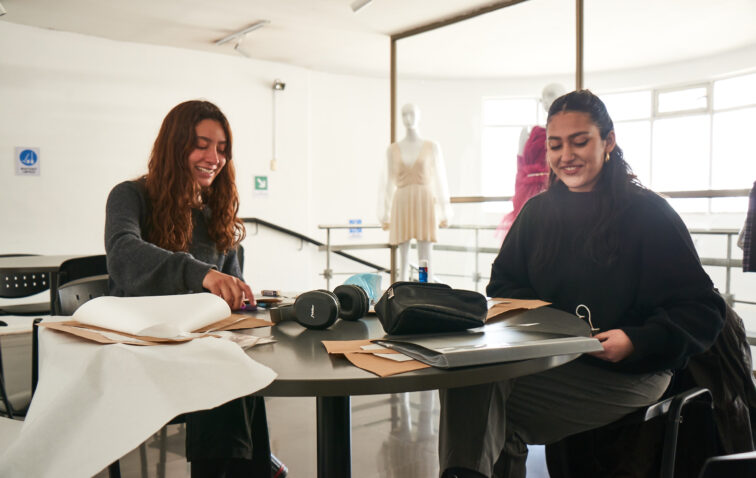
left=486, top=200, right=539, bottom=299
left=104, top=181, right=214, bottom=296
left=620, top=194, right=725, bottom=372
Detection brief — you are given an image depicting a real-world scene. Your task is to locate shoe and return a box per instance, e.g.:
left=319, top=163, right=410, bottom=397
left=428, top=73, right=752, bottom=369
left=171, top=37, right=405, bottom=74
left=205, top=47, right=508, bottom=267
left=441, top=468, right=486, bottom=478
left=271, top=454, right=288, bottom=478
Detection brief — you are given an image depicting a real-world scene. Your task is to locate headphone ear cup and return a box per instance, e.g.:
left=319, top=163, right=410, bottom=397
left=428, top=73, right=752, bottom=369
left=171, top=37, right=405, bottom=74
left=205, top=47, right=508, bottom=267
left=293, top=290, right=339, bottom=329
left=333, top=284, right=369, bottom=321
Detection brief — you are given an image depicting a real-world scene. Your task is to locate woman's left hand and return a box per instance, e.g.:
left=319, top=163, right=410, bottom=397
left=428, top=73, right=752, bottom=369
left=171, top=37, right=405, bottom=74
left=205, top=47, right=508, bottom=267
left=588, top=329, right=634, bottom=362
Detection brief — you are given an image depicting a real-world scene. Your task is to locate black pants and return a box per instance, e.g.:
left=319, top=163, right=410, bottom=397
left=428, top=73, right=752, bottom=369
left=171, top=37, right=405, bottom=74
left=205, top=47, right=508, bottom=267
left=186, top=395, right=271, bottom=477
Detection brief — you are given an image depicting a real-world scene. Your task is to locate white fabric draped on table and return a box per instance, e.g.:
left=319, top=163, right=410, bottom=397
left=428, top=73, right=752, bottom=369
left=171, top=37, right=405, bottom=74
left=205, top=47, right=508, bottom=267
left=0, top=326, right=276, bottom=477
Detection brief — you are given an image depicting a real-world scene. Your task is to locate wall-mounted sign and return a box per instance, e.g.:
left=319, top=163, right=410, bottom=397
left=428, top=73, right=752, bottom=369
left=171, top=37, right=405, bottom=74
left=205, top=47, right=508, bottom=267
left=15, top=147, right=40, bottom=176
left=349, top=218, right=362, bottom=238
left=254, top=175, right=268, bottom=191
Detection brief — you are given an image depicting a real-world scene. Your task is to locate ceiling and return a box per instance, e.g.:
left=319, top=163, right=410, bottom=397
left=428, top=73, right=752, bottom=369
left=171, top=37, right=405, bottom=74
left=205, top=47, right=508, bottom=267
left=2, top=0, right=755, bottom=79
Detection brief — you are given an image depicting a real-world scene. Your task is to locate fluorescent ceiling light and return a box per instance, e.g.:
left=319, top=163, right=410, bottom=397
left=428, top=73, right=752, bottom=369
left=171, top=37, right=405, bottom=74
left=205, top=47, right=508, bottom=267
left=351, top=0, right=373, bottom=13
left=215, top=20, right=270, bottom=46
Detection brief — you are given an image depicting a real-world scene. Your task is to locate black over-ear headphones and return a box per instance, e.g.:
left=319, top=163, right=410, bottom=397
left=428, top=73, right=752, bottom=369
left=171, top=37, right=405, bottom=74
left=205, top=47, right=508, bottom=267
left=269, top=284, right=370, bottom=329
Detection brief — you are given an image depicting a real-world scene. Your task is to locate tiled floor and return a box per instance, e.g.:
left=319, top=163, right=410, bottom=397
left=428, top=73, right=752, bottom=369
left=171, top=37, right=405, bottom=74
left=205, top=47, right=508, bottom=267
left=91, top=391, right=549, bottom=478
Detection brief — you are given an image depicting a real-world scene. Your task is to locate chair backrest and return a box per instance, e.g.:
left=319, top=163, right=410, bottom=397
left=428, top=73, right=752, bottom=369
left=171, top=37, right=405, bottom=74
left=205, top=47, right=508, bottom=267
left=57, top=274, right=110, bottom=316
left=698, top=450, right=756, bottom=478
left=0, top=253, right=50, bottom=299
left=57, top=255, right=107, bottom=287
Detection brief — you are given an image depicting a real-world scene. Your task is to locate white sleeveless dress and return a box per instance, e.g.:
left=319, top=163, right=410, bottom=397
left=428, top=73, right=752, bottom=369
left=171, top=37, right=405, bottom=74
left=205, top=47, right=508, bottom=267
left=388, top=141, right=438, bottom=245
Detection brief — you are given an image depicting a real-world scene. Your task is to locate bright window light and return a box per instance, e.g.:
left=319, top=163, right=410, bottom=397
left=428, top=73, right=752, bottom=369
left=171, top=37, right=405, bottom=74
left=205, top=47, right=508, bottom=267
left=657, top=86, right=708, bottom=114
left=713, top=72, right=756, bottom=110
left=614, top=120, right=651, bottom=186
left=711, top=107, right=756, bottom=189
left=481, top=126, right=520, bottom=197
left=601, top=91, right=652, bottom=121
left=651, top=115, right=710, bottom=191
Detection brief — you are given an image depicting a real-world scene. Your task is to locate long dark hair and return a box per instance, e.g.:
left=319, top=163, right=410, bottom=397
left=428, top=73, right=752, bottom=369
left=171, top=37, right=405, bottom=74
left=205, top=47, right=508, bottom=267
left=533, top=90, right=643, bottom=268
left=143, top=100, right=245, bottom=253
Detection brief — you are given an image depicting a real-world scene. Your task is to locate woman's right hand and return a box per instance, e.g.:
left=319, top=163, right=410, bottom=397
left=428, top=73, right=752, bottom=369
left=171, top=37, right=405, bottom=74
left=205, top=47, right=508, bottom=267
left=202, top=269, right=255, bottom=311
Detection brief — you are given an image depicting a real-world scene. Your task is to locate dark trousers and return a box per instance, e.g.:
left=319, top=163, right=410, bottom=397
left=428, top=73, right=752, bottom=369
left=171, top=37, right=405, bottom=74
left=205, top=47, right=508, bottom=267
left=186, top=395, right=271, bottom=477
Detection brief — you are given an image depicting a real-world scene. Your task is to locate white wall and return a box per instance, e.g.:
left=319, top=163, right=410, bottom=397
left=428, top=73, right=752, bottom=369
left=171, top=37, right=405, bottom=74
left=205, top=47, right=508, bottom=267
left=0, top=22, right=393, bottom=293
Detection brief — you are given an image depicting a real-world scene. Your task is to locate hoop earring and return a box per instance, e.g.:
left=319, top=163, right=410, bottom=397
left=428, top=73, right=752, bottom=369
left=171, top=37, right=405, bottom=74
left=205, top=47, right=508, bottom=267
left=604, top=152, right=610, bottom=163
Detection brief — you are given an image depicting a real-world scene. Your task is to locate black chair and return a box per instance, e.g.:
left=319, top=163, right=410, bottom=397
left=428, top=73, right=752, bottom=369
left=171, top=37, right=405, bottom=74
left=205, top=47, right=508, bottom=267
left=698, top=450, right=756, bottom=477
left=57, top=254, right=107, bottom=287
left=545, top=386, right=716, bottom=478
left=54, top=255, right=107, bottom=315
left=0, top=254, right=51, bottom=316
left=0, top=318, right=43, bottom=419
left=55, top=274, right=110, bottom=316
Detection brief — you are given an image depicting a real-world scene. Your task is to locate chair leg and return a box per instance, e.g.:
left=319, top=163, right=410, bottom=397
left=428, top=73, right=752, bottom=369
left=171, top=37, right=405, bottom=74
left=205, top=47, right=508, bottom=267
left=139, top=442, right=149, bottom=478
left=108, top=461, right=121, bottom=478
left=158, top=425, right=167, bottom=478
left=659, top=387, right=713, bottom=478
left=32, top=318, right=43, bottom=394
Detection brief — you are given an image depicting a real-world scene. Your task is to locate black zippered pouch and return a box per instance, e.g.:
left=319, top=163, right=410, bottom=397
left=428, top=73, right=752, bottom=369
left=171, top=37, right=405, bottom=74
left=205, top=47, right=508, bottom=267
left=374, top=281, right=487, bottom=335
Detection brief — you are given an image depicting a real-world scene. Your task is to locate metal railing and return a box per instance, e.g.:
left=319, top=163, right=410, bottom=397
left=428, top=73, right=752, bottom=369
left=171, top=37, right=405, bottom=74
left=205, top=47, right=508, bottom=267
left=245, top=185, right=753, bottom=304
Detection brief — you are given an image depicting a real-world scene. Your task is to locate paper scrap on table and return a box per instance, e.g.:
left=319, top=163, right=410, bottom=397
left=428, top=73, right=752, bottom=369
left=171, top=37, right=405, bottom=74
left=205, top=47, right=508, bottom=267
left=215, top=331, right=276, bottom=349
left=486, top=298, right=551, bottom=322
left=322, top=339, right=429, bottom=377
left=40, top=293, right=275, bottom=345
left=374, top=353, right=414, bottom=362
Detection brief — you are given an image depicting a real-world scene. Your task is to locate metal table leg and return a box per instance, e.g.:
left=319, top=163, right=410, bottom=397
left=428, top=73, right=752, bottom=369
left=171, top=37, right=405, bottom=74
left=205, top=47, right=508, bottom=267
left=316, top=396, right=351, bottom=478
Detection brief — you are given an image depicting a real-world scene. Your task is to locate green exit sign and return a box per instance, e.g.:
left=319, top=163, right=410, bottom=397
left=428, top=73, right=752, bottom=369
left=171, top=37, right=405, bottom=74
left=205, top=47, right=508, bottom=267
left=254, top=176, right=268, bottom=191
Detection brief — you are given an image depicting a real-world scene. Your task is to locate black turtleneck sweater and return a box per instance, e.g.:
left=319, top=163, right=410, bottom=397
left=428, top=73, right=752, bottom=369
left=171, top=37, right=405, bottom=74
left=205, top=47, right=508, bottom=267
left=487, top=182, right=725, bottom=374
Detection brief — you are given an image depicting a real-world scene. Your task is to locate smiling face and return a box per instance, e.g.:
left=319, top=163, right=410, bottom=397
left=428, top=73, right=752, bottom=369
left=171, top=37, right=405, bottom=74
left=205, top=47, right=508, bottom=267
left=546, top=111, right=615, bottom=192
left=187, top=118, right=227, bottom=188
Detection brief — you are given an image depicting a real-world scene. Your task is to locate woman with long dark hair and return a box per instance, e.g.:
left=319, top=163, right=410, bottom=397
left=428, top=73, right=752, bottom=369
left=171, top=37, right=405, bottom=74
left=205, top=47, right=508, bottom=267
left=106, top=100, right=278, bottom=477
left=438, top=90, right=725, bottom=478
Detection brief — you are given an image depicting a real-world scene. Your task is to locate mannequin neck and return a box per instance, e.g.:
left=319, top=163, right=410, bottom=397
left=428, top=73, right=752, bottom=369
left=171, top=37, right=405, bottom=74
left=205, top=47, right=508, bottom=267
left=402, top=127, right=422, bottom=144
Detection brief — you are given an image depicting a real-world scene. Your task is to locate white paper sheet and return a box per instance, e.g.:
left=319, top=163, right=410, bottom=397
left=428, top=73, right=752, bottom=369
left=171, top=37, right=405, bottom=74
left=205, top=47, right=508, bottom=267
left=0, top=325, right=277, bottom=478
left=73, top=292, right=231, bottom=338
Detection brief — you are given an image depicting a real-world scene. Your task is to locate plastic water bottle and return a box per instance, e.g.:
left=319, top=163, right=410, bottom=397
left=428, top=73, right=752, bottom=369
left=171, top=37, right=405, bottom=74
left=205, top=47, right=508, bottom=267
left=418, top=260, right=428, bottom=283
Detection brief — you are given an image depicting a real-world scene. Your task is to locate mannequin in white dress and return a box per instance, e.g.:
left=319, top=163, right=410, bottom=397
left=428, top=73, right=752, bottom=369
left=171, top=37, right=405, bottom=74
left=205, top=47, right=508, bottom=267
left=378, top=103, right=452, bottom=282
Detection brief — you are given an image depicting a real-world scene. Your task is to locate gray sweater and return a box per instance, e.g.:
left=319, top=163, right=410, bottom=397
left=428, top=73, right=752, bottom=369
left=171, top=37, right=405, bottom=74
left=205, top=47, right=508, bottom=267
left=104, top=180, right=242, bottom=297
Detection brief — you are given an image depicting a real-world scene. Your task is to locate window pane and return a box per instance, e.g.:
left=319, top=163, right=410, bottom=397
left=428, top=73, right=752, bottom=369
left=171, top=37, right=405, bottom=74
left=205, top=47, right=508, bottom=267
left=651, top=115, right=710, bottom=191
left=614, top=120, right=651, bottom=187
left=482, top=98, right=538, bottom=125
left=712, top=107, right=756, bottom=189
left=601, top=91, right=652, bottom=120
left=711, top=197, right=749, bottom=213
left=714, top=73, right=756, bottom=110
left=657, top=87, right=708, bottom=113
left=667, top=197, right=708, bottom=214
left=481, top=126, right=521, bottom=201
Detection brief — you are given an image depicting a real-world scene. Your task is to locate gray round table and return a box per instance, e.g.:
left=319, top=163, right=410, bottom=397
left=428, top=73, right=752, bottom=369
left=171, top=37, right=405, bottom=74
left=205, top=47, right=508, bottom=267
left=244, top=307, right=590, bottom=478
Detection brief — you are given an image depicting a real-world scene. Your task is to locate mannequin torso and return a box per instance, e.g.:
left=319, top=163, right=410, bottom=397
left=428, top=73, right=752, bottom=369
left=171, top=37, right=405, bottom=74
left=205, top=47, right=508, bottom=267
left=377, top=103, right=452, bottom=281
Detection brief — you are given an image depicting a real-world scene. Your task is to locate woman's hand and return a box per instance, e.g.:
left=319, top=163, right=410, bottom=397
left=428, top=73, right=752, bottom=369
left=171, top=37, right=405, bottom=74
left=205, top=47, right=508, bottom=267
left=588, top=329, right=634, bottom=363
left=202, top=269, right=255, bottom=311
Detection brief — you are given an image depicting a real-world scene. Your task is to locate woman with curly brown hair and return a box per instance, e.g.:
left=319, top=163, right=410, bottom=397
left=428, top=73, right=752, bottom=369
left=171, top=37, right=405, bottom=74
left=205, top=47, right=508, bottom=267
left=106, top=100, right=279, bottom=477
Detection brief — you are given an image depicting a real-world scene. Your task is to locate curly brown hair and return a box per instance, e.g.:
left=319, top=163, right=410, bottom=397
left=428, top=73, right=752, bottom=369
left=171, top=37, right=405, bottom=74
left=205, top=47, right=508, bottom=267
left=143, top=100, right=245, bottom=253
